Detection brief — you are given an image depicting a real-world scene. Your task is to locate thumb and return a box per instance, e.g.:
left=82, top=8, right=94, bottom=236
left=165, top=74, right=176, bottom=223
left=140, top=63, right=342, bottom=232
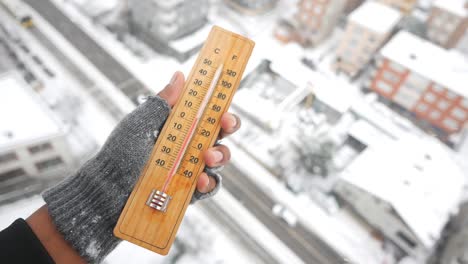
left=158, top=71, right=185, bottom=107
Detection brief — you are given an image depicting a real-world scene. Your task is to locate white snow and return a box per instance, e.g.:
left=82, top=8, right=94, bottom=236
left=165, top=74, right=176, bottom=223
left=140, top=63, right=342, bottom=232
left=381, top=31, right=468, bottom=98
left=306, top=72, right=360, bottom=114
left=105, top=202, right=263, bottom=264
left=226, top=139, right=392, bottom=263
left=210, top=189, right=305, bottom=264
left=85, top=240, right=100, bottom=259
left=0, top=73, right=64, bottom=150
left=2, top=0, right=467, bottom=263
left=349, top=1, right=402, bottom=34
left=341, top=135, right=465, bottom=248
left=433, top=0, right=468, bottom=17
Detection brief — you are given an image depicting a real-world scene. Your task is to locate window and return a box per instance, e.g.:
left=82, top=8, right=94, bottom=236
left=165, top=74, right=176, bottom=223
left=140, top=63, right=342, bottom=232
left=432, top=84, right=444, bottom=93
left=383, top=70, right=399, bottom=83
left=446, top=91, right=458, bottom=100
left=308, top=18, right=318, bottom=28
left=436, top=32, right=448, bottom=44
left=0, top=152, right=18, bottom=164
left=388, top=61, right=406, bottom=73
left=28, top=142, right=53, bottom=155
left=443, top=118, right=459, bottom=130
left=405, top=73, right=429, bottom=91
left=461, top=99, right=468, bottom=109
left=35, top=157, right=63, bottom=172
left=354, top=26, right=362, bottom=35
left=416, top=103, right=428, bottom=113
left=0, top=168, right=26, bottom=182
left=349, top=38, right=359, bottom=48
left=314, top=6, right=322, bottom=14
left=396, top=231, right=416, bottom=249
left=424, top=92, right=436, bottom=103
left=437, top=100, right=450, bottom=111
left=452, top=107, right=467, bottom=120
left=429, top=110, right=441, bottom=120
left=342, top=48, right=355, bottom=61
left=433, top=16, right=444, bottom=28
left=427, top=29, right=437, bottom=40
left=376, top=81, right=393, bottom=93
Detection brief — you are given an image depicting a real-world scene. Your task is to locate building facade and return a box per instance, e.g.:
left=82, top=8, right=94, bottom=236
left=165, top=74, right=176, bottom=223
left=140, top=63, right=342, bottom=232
left=275, top=0, right=346, bottom=46
left=377, top=0, right=417, bottom=14
left=225, top=0, right=278, bottom=14
left=369, top=31, right=468, bottom=140
left=335, top=1, right=401, bottom=77
left=426, top=0, right=468, bottom=49
left=0, top=73, right=74, bottom=182
left=128, top=0, right=210, bottom=42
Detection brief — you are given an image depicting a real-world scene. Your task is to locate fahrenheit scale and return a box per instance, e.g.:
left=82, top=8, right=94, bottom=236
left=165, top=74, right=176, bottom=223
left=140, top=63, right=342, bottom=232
left=114, top=26, right=255, bottom=255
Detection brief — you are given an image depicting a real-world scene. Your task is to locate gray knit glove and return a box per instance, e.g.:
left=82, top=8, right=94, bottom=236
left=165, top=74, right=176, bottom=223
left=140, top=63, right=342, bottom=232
left=42, top=96, right=221, bottom=263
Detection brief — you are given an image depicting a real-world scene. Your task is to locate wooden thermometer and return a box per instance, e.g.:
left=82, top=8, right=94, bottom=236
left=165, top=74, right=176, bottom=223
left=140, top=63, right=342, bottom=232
left=114, top=26, right=255, bottom=255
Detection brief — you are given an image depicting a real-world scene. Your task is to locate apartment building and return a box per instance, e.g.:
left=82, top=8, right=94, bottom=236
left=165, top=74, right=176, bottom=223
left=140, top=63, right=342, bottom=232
left=275, top=0, right=346, bottom=46
left=0, top=72, right=73, bottom=182
left=426, top=0, right=468, bottom=49
left=378, top=0, right=417, bottom=14
left=225, top=0, right=278, bottom=14
left=334, top=135, right=464, bottom=260
left=335, top=1, right=401, bottom=77
left=128, top=0, right=210, bottom=41
left=370, top=31, right=468, bottom=140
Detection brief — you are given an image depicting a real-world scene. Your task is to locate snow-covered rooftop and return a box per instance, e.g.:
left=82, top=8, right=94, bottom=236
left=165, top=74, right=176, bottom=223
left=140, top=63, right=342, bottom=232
left=0, top=73, right=63, bottom=150
left=307, top=74, right=359, bottom=114
left=381, top=31, right=468, bottom=98
left=349, top=1, right=402, bottom=34
left=433, top=0, right=468, bottom=17
left=341, top=135, right=465, bottom=248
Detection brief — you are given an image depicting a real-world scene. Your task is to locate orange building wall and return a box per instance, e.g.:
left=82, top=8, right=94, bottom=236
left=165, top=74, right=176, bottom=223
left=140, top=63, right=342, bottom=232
left=371, top=59, right=468, bottom=134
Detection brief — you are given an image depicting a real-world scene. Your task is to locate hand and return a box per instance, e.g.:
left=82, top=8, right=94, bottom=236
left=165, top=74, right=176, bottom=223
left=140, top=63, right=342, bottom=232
left=159, top=71, right=240, bottom=195
left=33, top=71, right=241, bottom=263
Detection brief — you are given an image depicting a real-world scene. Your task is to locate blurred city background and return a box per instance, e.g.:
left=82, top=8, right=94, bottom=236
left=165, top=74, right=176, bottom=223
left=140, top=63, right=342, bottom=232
left=0, top=0, right=467, bottom=263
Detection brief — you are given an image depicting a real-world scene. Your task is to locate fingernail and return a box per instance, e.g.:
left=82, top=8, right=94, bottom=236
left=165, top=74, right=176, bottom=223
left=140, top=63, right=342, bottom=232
left=228, top=114, right=237, bottom=127
left=204, top=177, right=210, bottom=192
left=169, top=72, right=179, bottom=86
left=212, top=150, right=223, bottom=163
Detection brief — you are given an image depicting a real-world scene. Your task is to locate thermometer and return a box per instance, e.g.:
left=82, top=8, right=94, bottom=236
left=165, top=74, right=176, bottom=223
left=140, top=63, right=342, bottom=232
left=114, top=26, right=255, bottom=255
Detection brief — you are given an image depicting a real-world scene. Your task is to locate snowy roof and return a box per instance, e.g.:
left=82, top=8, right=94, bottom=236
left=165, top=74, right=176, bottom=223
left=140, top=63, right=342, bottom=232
left=381, top=31, right=468, bottom=98
left=349, top=1, right=402, bottom=34
left=433, top=0, right=468, bottom=17
left=0, top=73, right=63, bottom=151
left=341, top=135, right=465, bottom=248
left=308, top=74, right=359, bottom=114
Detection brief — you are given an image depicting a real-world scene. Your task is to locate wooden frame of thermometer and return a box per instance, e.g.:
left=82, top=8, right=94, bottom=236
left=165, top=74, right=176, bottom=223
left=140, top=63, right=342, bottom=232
left=114, top=26, right=255, bottom=255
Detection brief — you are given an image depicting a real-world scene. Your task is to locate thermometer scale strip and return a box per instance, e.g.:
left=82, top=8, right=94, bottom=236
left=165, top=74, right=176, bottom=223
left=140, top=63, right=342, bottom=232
left=114, top=26, right=255, bottom=255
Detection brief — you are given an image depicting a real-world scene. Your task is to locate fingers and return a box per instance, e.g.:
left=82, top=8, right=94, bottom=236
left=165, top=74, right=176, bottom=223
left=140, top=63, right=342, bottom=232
left=197, top=172, right=217, bottom=193
left=157, top=71, right=185, bottom=107
left=219, top=112, right=241, bottom=139
left=204, top=144, right=231, bottom=167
